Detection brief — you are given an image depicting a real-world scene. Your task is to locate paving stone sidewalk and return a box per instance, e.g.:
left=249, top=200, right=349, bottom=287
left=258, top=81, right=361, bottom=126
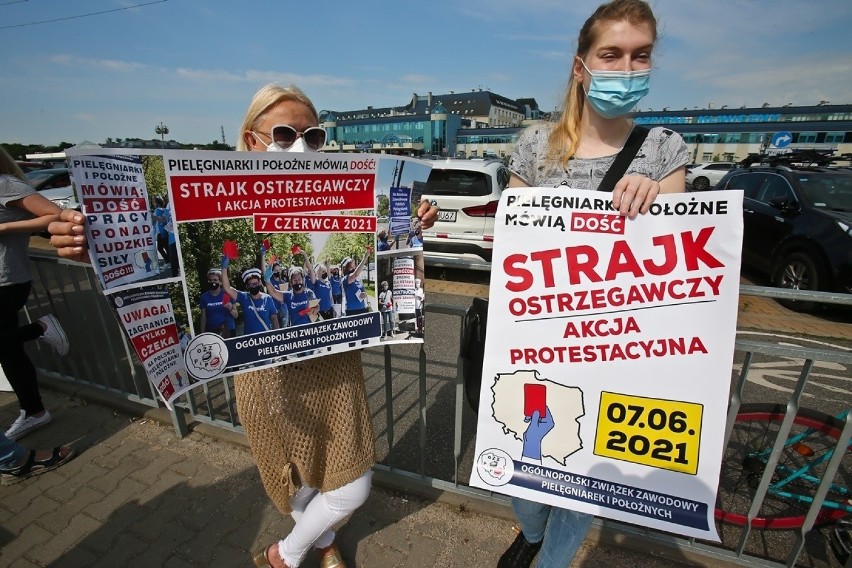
left=0, top=387, right=709, bottom=568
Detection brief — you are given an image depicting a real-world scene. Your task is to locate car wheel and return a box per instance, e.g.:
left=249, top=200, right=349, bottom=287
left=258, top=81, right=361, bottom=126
left=692, top=176, right=710, bottom=191
left=770, top=251, right=823, bottom=312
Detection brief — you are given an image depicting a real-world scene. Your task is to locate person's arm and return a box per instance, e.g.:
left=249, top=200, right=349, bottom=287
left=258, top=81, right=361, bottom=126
left=658, top=166, right=686, bottom=194
left=199, top=299, right=208, bottom=332
left=261, top=254, right=284, bottom=301
left=347, top=250, right=370, bottom=284
left=1, top=194, right=61, bottom=234
left=49, top=209, right=89, bottom=263
left=303, top=252, right=316, bottom=284
left=306, top=289, right=320, bottom=319
left=264, top=279, right=284, bottom=302
left=270, top=311, right=280, bottom=329
left=220, top=258, right=239, bottom=301
left=508, top=174, right=529, bottom=188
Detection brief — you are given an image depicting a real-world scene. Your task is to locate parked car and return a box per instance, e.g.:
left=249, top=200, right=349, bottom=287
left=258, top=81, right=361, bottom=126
left=420, top=158, right=510, bottom=271
left=714, top=152, right=852, bottom=311
left=686, top=162, right=736, bottom=191
left=24, top=167, right=80, bottom=210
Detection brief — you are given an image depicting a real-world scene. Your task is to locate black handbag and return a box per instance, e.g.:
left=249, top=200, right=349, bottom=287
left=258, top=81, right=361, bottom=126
left=460, top=126, right=650, bottom=413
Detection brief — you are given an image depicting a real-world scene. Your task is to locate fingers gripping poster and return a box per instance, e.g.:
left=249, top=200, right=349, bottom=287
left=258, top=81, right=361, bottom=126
left=469, top=188, right=744, bottom=541
left=66, top=148, right=431, bottom=407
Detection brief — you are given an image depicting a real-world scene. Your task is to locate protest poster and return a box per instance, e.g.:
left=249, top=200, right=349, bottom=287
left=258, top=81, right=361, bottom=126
left=66, top=148, right=431, bottom=406
left=109, top=287, right=185, bottom=401
left=469, top=188, right=744, bottom=541
left=71, top=154, right=165, bottom=290
left=375, top=160, right=430, bottom=255
left=389, top=186, right=413, bottom=237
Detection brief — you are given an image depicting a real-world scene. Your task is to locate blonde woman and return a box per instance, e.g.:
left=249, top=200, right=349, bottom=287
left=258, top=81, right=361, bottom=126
left=49, top=85, right=438, bottom=568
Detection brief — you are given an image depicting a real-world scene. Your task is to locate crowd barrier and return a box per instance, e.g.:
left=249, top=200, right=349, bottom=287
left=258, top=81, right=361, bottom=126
left=25, top=250, right=852, bottom=567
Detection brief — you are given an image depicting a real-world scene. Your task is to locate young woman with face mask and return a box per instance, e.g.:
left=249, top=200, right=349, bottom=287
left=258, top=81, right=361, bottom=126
left=309, top=262, right=336, bottom=321
left=498, top=2, right=688, bottom=568
left=219, top=265, right=280, bottom=334
left=199, top=268, right=238, bottom=337
left=262, top=265, right=319, bottom=328
left=338, top=253, right=371, bottom=317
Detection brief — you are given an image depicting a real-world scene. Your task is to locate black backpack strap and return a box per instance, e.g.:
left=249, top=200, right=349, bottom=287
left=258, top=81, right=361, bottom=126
left=597, top=125, right=649, bottom=192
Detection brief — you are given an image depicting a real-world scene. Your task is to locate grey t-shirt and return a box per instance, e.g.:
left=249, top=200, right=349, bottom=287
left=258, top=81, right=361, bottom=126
left=0, top=174, right=37, bottom=285
left=509, top=123, right=689, bottom=189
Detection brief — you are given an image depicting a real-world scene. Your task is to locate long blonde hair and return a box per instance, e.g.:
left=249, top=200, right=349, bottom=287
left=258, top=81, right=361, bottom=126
left=236, top=84, right=319, bottom=151
left=548, top=0, right=657, bottom=168
left=0, top=145, right=27, bottom=182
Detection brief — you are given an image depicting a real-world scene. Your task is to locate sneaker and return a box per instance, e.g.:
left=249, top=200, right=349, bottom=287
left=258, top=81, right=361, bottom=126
left=4, top=410, right=52, bottom=440
left=38, top=314, right=69, bottom=356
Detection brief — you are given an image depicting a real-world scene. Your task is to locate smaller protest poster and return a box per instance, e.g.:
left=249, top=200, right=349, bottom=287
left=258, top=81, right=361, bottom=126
left=110, top=286, right=188, bottom=403
left=69, top=154, right=167, bottom=291
left=389, top=186, right=412, bottom=236
left=373, top=254, right=421, bottom=342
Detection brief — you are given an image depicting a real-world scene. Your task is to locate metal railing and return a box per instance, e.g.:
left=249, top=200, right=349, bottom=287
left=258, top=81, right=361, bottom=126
left=26, top=250, right=852, bottom=567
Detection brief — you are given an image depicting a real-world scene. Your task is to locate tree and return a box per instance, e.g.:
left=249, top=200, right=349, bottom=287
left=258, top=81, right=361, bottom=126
left=376, top=195, right=389, bottom=217
left=142, top=156, right=167, bottom=199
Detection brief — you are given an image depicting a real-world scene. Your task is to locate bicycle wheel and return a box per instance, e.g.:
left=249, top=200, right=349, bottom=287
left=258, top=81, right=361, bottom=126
left=715, top=403, right=850, bottom=530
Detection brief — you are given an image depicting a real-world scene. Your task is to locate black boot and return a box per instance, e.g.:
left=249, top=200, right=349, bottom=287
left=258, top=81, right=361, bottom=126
left=497, top=531, right=541, bottom=568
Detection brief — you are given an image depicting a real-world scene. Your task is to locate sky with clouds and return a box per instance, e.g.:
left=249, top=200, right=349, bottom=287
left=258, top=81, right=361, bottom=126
left=2, top=0, right=850, bottom=147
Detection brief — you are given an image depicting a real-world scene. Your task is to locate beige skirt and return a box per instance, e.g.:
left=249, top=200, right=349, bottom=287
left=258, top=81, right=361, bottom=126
left=234, top=350, right=376, bottom=514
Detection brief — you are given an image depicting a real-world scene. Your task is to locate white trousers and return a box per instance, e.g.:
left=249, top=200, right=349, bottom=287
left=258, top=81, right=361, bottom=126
left=278, top=470, right=372, bottom=567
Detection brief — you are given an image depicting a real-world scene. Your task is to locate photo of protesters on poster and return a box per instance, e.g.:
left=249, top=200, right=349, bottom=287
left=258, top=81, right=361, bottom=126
left=374, top=157, right=431, bottom=255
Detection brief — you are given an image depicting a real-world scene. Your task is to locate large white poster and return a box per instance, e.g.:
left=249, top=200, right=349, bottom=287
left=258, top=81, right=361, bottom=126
left=469, top=188, right=743, bottom=541
left=66, top=148, right=431, bottom=406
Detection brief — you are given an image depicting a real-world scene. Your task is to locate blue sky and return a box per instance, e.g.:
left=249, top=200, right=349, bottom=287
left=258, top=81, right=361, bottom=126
left=2, top=0, right=850, bottom=147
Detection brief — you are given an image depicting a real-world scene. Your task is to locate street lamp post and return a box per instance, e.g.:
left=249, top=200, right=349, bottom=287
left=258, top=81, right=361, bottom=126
left=155, top=122, right=169, bottom=148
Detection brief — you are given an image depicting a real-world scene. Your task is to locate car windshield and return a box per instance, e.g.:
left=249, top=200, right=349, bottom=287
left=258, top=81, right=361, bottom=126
left=426, top=169, right=490, bottom=196
left=25, top=170, right=57, bottom=185
left=796, top=173, right=852, bottom=212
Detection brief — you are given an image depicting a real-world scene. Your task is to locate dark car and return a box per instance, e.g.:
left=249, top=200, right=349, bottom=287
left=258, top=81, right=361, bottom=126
left=714, top=151, right=852, bottom=311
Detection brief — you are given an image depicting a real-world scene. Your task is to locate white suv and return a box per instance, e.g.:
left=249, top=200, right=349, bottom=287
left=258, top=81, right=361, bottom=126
left=421, top=158, right=510, bottom=271
left=685, top=162, right=736, bottom=191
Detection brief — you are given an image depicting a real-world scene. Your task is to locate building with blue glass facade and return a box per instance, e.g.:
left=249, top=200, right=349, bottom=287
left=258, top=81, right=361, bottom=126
left=632, top=103, right=852, bottom=163
left=320, top=91, right=850, bottom=164
left=319, top=90, right=541, bottom=157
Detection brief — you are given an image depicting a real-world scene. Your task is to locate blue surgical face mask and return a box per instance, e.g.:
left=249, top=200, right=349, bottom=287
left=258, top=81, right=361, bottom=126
left=581, top=60, right=651, bottom=119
